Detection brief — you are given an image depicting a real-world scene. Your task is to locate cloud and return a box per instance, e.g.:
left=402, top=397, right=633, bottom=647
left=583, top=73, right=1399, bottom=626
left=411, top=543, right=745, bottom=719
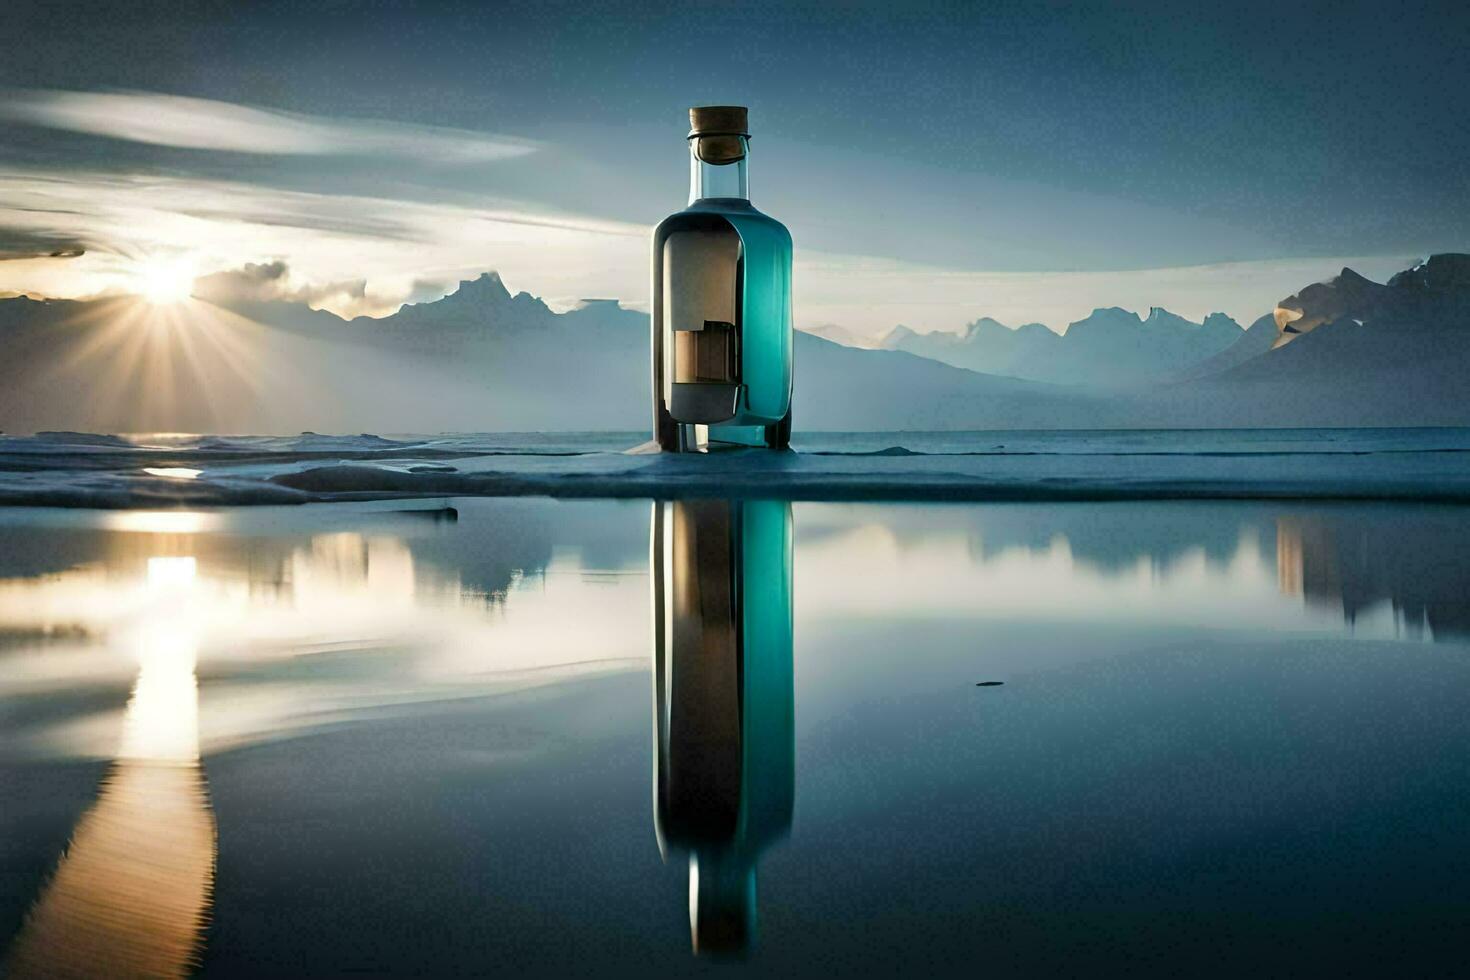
left=0, top=164, right=1422, bottom=331
left=0, top=167, right=647, bottom=317
left=0, top=90, right=539, bottom=164
left=0, top=228, right=85, bottom=260
left=192, top=259, right=451, bottom=319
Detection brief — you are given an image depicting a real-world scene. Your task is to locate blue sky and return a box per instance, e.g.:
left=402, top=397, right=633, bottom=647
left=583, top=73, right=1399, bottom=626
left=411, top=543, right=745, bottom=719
left=0, top=0, right=1464, bottom=335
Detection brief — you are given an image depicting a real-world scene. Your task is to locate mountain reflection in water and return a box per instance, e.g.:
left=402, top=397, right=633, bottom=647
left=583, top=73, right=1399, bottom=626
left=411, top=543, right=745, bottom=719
left=0, top=497, right=1467, bottom=973
left=1276, top=510, right=1470, bottom=639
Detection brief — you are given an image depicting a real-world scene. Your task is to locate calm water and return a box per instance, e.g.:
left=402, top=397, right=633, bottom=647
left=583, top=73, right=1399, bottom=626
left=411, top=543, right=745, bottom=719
left=1, top=498, right=1468, bottom=976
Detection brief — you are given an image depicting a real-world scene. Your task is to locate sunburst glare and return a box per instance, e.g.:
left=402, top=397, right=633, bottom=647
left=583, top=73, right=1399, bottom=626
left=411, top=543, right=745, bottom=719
left=136, top=257, right=197, bottom=305
left=37, top=294, right=282, bottom=432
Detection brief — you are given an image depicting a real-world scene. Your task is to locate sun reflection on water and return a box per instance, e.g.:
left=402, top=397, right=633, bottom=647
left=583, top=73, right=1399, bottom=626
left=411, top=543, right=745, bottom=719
left=0, top=512, right=651, bottom=765
left=6, top=552, right=215, bottom=978
left=103, top=510, right=219, bottom=534
left=142, top=466, right=203, bottom=480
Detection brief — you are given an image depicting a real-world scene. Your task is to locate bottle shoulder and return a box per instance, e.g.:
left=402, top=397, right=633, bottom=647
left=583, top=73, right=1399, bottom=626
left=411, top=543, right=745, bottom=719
left=654, top=200, right=791, bottom=242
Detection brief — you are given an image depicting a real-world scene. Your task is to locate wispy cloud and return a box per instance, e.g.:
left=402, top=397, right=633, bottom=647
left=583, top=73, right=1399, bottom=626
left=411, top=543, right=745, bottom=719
left=0, top=228, right=85, bottom=260
left=0, top=164, right=1420, bottom=329
left=0, top=168, right=647, bottom=316
left=192, top=259, right=451, bottom=320
left=0, top=90, right=1426, bottom=330
left=0, top=90, right=539, bottom=163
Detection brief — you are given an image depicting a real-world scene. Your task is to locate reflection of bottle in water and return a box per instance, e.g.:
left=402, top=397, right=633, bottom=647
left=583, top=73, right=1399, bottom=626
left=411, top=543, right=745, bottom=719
left=652, top=106, right=794, bottom=451
left=651, top=498, right=794, bottom=955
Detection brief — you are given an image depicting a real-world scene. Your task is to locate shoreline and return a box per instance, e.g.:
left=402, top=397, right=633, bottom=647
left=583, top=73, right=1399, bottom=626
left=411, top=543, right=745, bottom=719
left=4, top=447, right=1470, bottom=508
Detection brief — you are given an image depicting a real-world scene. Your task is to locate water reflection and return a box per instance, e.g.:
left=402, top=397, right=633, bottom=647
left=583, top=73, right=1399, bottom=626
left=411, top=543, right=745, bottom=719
left=1276, top=511, right=1470, bottom=639
left=6, top=556, right=215, bottom=978
left=1, top=498, right=1469, bottom=972
left=0, top=501, right=652, bottom=972
left=795, top=502, right=1470, bottom=642
left=651, top=499, right=794, bottom=956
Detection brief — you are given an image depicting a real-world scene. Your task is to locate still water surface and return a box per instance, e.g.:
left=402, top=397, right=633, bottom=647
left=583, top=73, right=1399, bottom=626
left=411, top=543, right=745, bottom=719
left=1, top=498, right=1467, bottom=976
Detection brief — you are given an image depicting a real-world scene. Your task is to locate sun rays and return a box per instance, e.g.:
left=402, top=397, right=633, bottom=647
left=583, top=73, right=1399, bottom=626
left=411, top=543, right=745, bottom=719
left=36, top=295, right=281, bottom=432
left=3, top=281, right=430, bottom=434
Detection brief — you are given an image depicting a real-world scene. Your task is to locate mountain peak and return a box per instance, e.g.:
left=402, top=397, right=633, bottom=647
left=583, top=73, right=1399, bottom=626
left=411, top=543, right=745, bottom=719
left=372, top=270, right=558, bottom=346
left=1015, top=321, right=1059, bottom=339
left=442, top=271, right=512, bottom=304
left=1069, top=307, right=1144, bottom=333
left=962, top=317, right=1015, bottom=341
left=1387, top=253, right=1470, bottom=293
left=1273, top=267, right=1388, bottom=347
left=1143, top=308, right=1216, bottom=332
left=801, top=323, right=881, bottom=349
left=880, top=324, right=920, bottom=349
left=1202, top=312, right=1244, bottom=333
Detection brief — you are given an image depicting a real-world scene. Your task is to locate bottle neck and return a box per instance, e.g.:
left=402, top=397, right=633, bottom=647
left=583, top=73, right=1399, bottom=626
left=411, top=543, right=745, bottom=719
left=688, top=135, right=750, bottom=204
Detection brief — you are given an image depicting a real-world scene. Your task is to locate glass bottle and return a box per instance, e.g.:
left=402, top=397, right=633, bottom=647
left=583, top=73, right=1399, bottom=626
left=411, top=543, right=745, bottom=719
left=652, top=106, right=793, bottom=451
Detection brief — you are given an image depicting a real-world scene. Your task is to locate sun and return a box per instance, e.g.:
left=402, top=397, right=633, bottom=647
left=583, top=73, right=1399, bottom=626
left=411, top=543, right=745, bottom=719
left=136, top=257, right=197, bottom=305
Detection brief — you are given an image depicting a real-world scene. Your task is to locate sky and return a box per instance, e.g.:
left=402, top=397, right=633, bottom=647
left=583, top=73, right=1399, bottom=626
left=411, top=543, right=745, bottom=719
left=0, top=0, right=1465, bottom=337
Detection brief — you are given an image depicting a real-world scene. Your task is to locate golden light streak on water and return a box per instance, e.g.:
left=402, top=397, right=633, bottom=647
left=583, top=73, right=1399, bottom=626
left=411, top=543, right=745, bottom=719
left=142, top=466, right=203, bottom=480
left=102, top=510, right=218, bottom=534
left=5, top=555, right=216, bottom=980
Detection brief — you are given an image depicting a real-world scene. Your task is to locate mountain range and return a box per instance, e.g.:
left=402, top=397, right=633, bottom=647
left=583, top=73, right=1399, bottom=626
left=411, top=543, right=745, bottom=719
left=0, top=254, right=1466, bottom=433
left=879, top=307, right=1245, bottom=385
left=1177, top=254, right=1470, bottom=424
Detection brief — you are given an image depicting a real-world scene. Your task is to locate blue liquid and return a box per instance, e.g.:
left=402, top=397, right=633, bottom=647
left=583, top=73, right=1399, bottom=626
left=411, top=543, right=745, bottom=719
left=654, top=199, right=793, bottom=438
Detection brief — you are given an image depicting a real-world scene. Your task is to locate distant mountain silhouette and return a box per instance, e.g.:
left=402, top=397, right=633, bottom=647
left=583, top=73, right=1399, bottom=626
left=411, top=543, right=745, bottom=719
left=1170, top=313, right=1279, bottom=381
left=1, top=255, right=1468, bottom=433
left=0, top=266, right=1114, bottom=432
left=793, top=333, right=1099, bottom=430
left=1157, top=254, right=1470, bottom=426
left=880, top=318, right=1057, bottom=379
left=881, top=307, right=1243, bottom=385
left=800, top=323, right=878, bottom=349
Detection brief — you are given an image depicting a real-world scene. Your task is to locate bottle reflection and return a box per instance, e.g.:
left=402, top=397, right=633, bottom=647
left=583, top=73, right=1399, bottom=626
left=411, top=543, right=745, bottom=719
left=651, top=498, right=794, bottom=957
left=6, top=556, right=216, bottom=979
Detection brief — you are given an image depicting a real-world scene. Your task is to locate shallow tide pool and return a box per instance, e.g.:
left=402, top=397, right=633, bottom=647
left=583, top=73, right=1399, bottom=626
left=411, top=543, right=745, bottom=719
left=1, top=498, right=1467, bottom=976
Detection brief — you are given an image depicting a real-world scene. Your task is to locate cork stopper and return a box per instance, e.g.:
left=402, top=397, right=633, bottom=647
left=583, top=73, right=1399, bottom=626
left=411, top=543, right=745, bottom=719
left=689, top=106, right=749, bottom=165
left=689, top=105, right=749, bottom=138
